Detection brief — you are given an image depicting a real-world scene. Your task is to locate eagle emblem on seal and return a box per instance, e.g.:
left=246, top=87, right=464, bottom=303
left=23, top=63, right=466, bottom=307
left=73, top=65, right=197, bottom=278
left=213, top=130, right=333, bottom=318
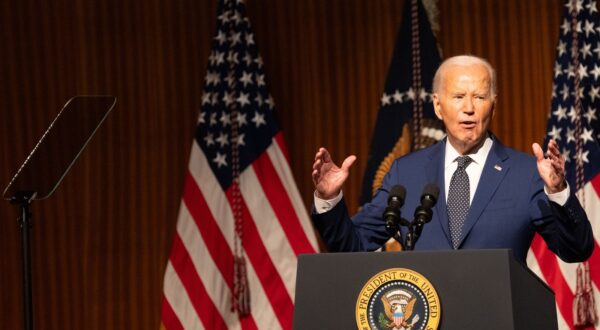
left=380, top=289, right=420, bottom=330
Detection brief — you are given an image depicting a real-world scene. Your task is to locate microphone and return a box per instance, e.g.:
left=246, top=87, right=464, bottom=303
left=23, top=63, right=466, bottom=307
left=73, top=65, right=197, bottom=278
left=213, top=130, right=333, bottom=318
left=421, top=183, right=439, bottom=209
left=384, top=185, right=406, bottom=236
left=405, top=184, right=440, bottom=250
left=388, top=185, right=406, bottom=210
left=414, top=183, right=439, bottom=225
left=414, top=183, right=440, bottom=225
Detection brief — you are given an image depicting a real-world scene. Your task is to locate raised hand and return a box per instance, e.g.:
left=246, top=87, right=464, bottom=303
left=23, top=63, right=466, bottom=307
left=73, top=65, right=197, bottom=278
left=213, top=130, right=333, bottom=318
left=532, top=139, right=567, bottom=194
left=311, top=147, right=356, bottom=200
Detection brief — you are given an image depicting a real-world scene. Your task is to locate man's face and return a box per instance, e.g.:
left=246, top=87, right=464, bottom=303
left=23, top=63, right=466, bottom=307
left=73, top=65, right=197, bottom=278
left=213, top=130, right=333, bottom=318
left=432, top=63, right=496, bottom=155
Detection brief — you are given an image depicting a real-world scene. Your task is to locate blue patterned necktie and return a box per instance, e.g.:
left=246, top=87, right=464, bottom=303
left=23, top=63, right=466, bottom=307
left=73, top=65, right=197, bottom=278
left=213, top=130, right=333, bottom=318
left=448, top=156, right=473, bottom=249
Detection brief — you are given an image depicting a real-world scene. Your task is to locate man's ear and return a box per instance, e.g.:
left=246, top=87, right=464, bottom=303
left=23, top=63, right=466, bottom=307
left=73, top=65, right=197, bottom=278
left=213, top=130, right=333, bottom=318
left=432, top=93, right=443, bottom=120
left=491, top=94, right=497, bottom=119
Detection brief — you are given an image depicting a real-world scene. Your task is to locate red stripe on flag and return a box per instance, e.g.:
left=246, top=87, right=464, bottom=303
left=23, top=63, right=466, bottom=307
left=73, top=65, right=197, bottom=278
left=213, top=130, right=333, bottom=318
left=583, top=173, right=600, bottom=290
left=583, top=240, right=600, bottom=289
left=225, top=188, right=295, bottom=330
left=240, top=316, right=260, bottom=330
left=182, top=171, right=234, bottom=289
left=252, top=150, right=316, bottom=255
left=170, top=233, right=229, bottom=330
left=274, top=132, right=290, bottom=162
left=160, top=295, right=184, bottom=330
left=530, top=234, right=574, bottom=330
left=181, top=172, right=261, bottom=330
left=591, top=173, right=600, bottom=196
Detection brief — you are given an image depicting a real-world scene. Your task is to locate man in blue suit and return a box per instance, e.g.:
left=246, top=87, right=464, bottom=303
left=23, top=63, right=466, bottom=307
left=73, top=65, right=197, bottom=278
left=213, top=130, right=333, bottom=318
left=311, top=55, right=593, bottom=263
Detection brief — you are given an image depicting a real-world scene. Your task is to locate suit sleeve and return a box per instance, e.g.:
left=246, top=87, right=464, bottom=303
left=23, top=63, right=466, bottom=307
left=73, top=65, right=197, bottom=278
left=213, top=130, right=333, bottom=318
left=529, top=170, right=594, bottom=263
left=311, top=161, right=400, bottom=252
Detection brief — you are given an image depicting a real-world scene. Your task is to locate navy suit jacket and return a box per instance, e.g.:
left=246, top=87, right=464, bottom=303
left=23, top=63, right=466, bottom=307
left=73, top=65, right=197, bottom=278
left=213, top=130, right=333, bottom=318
left=312, top=137, right=594, bottom=263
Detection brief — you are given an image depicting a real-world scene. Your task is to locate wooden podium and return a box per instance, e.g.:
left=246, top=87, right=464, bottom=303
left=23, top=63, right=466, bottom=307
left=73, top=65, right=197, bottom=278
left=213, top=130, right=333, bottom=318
left=293, top=249, right=557, bottom=329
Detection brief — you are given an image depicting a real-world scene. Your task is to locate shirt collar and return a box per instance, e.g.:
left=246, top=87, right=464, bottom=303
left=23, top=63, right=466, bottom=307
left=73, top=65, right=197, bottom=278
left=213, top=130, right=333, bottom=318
left=444, top=135, right=494, bottom=169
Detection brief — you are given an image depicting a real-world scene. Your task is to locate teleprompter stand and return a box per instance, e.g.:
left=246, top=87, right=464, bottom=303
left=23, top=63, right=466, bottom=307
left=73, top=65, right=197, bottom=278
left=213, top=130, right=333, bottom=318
left=3, top=96, right=116, bottom=330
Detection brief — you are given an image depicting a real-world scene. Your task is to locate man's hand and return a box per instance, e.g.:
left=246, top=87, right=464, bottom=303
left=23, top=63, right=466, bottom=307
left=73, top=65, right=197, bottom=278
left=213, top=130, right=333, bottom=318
left=532, top=139, right=567, bottom=194
left=312, top=147, right=356, bottom=200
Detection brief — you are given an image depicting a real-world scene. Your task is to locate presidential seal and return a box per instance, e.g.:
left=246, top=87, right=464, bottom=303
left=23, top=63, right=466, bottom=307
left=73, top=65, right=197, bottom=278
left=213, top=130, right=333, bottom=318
left=356, top=268, right=441, bottom=330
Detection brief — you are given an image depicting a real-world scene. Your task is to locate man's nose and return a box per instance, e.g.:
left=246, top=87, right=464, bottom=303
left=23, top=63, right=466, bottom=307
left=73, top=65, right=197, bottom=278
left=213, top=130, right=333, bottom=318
left=464, top=97, right=476, bottom=114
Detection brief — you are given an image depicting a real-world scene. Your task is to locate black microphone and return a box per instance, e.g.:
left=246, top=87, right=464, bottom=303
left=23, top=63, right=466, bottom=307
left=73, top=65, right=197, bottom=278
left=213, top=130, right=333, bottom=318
left=384, top=185, right=406, bottom=235
left=405, top=184, right=440, bottom=250
left=414, top=183, right=440, bottom=225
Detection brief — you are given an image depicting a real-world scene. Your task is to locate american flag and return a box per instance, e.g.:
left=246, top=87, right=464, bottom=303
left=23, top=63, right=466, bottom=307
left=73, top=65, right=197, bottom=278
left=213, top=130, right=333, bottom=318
left=360, top=0, right=443, bottom=209
left=527, top=0, right=600, bottom=329
left=160, top=0, right=318, bottom=329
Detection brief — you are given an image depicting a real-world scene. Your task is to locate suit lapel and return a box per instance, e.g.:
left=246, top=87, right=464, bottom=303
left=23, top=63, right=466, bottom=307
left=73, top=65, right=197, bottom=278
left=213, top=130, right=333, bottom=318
left=425, top=140, right=452, bottom=246
left=456, top=139, right=510, bottom=248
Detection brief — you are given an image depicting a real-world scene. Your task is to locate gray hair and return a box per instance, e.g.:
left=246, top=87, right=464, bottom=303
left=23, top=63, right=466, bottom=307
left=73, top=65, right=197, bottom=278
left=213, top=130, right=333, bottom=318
left=432, top=55, right=497, bottom=95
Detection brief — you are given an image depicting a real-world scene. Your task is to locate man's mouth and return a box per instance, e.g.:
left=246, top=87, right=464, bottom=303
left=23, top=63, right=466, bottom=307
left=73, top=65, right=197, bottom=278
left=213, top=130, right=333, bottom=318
left=460, top=121, right=477, bottom=128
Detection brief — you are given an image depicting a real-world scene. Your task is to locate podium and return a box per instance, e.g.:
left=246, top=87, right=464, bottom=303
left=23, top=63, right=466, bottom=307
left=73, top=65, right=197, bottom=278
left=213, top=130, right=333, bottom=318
left=293, top=249, right=557, bottom=329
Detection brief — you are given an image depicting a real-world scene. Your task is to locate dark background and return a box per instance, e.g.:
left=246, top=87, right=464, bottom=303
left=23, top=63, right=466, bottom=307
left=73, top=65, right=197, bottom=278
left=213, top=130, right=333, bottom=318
left=0, top=0, right=565, bottom=328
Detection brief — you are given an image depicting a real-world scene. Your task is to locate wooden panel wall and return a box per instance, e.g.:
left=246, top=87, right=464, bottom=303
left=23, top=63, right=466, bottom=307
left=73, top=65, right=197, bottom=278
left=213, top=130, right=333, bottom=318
left=0, top=0, right=565, bottom=328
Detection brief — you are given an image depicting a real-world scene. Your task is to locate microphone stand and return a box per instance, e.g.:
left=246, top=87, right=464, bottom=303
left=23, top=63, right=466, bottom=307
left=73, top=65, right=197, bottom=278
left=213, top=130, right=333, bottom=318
left=388, top=212, right=431, bottom=251
left=404, top=225, right=416, bottom=251
left=385, top=218, right=406, bottom=250
left=387, top=216, right=416, bottom=250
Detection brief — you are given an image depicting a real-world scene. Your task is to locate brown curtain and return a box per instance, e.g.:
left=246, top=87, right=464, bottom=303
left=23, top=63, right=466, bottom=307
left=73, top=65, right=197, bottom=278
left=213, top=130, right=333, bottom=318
left=0, top=0, right=565, bottom=328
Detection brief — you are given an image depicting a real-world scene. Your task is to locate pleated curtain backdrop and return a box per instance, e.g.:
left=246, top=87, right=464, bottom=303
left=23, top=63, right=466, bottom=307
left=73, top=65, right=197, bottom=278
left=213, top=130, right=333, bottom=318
left=0, top=0, right=563, bottom=328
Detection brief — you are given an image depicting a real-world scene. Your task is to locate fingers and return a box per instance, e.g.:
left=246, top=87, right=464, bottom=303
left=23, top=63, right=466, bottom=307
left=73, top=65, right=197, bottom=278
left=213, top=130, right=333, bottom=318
left=532, top=143, right=544, bottom=161
left=312, top=157, right=322, bottom=171
left=341, top=155, right=357, bottom=171
left=312, top=147, right=330, bottom=172
left=533, top=140, right=564, bottom=164
left=311, top=157, right=323, bottom=186
left=314, top=147, right=331, bottom=162
left=311, top=168, right=319, bottom=185
left=550, top=157, right=565, bottom=179
left=312, top=146, right=356, bottom=175
left=312, top=147, right=330, bottom=187
left=534, top=140, right=567, bottom=192
left=546, top=139, right=561, bottom=158
left=546, top=139, right=565, bottom=174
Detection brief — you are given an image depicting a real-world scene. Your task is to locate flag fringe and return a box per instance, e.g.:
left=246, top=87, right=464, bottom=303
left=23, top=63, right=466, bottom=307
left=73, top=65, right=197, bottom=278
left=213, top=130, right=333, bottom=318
left=233, top=255, right=251, bottom=316
left=573, top=262, right=597, bottom=327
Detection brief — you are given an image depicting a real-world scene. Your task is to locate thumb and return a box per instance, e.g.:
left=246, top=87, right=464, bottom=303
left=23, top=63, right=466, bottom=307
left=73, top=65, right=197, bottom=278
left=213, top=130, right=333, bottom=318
left=341, top=155, right=357, bottom=172
left=532, top=143, right=544, bottom=161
